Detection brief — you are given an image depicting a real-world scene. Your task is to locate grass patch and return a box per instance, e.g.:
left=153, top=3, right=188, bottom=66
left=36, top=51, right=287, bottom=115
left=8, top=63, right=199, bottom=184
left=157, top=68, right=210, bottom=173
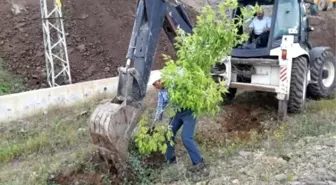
left=259, top=97, right=336, bottom=157
left=0, top=90, right=335, bottom=185
left=0, top=58, right=26, bottom=95
left=0, top=116, right=89, bottom=163
left=280, top=97, right=336, bottom=141
left=0, top=96, right=109, bottom=185
left=145, top=94, right=336, bottom=184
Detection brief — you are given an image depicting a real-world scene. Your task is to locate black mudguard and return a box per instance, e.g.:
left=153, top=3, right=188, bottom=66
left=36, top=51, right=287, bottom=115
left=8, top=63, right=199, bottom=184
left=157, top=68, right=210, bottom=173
left=308, top=46, right=330, bottom=64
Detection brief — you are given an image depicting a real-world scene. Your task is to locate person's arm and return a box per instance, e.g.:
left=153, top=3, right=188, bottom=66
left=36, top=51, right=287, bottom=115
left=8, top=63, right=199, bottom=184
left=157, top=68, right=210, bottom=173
left=261, top=17, right=270, bottom=32
left=155, top=90, right=168, bottom=121
left=155, top=91, right=164, bottom=121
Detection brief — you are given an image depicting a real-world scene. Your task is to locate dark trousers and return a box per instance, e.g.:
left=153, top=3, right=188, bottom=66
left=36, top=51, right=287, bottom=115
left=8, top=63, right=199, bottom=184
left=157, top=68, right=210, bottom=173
left=165, top=109, right=203, bottom=165
left=249, top=31, right=270, bottom=47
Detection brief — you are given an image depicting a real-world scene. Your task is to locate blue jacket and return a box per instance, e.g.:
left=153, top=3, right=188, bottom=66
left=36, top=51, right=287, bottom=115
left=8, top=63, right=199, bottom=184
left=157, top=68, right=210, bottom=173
left=155, top=89, right=169, bottom=121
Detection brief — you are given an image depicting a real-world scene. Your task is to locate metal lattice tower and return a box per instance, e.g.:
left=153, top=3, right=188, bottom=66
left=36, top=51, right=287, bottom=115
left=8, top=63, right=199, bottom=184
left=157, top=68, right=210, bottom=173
left=40, top=0, right=71, bottom=87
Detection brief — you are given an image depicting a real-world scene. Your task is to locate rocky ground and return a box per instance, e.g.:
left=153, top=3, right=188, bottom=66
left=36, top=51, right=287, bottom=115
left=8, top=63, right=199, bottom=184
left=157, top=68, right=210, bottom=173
left=189, top=134, right=336, bottom=185
left=144, top=92, right=336, bottom=185
left=156, top=117, right=336, bottom=185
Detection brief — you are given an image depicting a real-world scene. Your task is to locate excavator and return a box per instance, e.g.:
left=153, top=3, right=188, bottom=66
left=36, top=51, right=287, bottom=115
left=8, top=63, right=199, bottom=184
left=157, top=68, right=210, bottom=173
left=88, top=0, right=336, bottom=175
left=89, top=0, right=193, bottom=174
left=315, top=0, right=336, bottom=11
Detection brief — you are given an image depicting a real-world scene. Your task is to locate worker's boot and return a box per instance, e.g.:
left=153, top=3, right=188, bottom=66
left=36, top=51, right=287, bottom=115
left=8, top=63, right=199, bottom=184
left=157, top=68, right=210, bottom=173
left=186, top=160, right=210, bottom=178
left=167, top=156, right=177, bottom=165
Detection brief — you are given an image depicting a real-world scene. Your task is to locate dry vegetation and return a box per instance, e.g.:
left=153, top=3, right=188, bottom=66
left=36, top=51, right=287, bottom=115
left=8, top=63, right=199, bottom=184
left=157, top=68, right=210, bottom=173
left=0, top=58, right=26, bottom=96
left=0, top=90, right=335, bottom=185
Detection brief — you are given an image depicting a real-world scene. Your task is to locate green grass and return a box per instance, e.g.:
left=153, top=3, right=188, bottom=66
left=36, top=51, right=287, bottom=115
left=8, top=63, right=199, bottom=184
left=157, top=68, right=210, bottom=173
left=282, top=97, right=336, bottom=140
left=0, top=91, right=335, bottom=185
left=0, top=58, right=26, bottom=95
left=0, top=96, right=109, bottom=185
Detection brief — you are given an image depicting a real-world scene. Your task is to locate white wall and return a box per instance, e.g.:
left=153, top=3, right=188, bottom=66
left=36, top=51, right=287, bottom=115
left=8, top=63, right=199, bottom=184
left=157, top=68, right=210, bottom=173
left=0, top=70, right=161, bottom=123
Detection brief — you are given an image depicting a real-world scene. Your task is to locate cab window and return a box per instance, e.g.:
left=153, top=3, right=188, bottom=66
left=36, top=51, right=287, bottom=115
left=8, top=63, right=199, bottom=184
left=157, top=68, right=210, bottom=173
left=273, top=0, right=300, bottom=40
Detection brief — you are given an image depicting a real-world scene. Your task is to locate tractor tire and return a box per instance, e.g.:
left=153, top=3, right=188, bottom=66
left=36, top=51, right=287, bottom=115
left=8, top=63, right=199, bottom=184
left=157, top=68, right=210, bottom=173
left=288, top=56, right=308, bottom=113
left=318, top=0, right=328, bottom=11
left=307, top=50, right=336, bottom=99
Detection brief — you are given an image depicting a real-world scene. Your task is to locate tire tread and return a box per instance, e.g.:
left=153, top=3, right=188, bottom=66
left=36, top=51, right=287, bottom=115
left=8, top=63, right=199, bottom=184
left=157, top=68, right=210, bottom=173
left=307, top=50, right=336, bottom=99
left=288, top=56, right=307, bottom=113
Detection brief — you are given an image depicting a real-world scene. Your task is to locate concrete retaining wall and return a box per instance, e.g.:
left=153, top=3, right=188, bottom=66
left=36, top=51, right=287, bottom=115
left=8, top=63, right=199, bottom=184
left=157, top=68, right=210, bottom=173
left=0, top=70, right=161, bottom=123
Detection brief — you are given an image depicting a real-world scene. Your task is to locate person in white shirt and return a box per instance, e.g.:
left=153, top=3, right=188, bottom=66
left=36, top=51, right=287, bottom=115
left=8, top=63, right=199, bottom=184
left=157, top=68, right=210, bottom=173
left=248, top=8, right=271, bottom=47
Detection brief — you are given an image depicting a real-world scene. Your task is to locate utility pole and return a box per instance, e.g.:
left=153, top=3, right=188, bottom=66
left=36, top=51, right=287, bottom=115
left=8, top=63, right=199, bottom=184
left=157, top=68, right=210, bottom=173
left=40, top=0, right=71, bottom=87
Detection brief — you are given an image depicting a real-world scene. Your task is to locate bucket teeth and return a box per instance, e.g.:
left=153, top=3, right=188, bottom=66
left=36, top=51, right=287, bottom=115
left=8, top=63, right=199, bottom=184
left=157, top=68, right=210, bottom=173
left=88, top=101, right=144, bottom=175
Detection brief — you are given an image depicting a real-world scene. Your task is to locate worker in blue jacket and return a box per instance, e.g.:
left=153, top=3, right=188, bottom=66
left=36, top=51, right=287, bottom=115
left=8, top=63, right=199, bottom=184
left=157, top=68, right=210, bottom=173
left=149, top=72, right=208, bottom=175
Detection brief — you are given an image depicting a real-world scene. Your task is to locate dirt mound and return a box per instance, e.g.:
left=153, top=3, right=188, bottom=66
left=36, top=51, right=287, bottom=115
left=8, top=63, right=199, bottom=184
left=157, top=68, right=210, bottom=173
left=309, top=9, right=336, bottom=53
left=49, top=154, right=121, bottom=185
left=0, top=1, right=334, bottom=90
left=0, top=0, right=196, bottom=89
left=220, top=104, right=264, bottom=133
left=195, top=103, right=268, bottom=147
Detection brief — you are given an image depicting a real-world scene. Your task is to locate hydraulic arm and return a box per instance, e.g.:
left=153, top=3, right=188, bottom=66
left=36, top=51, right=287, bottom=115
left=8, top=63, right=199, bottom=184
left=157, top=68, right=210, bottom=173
left=88, top=0, right=193, bottom=174
left=113, top=0, right=193, bottom=104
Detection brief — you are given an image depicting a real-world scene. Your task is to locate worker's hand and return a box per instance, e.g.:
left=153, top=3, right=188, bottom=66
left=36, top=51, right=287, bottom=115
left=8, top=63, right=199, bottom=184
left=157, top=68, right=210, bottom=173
left=147, top=117, right=159, bottom=135
left=153, top=117, right=160, bottom=123
left=147, top=126, right=156, bottom=136
left=263, top=27, right=270, bottom=32
left=156, top=113, right=164, bottom=122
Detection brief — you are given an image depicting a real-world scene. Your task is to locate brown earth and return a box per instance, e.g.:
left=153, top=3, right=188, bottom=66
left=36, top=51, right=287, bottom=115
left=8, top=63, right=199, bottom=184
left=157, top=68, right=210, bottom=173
left=0, top=1, right=334, bottom=90
left=0, top=0, right=196, bottom=89
left=309, top=10, right=336, bottom=54
left=50, top=153, right=122, bottom=185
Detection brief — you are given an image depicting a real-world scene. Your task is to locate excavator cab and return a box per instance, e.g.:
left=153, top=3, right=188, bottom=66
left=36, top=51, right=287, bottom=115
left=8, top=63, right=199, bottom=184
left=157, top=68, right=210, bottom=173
left=213, top=0, right=335, bottom=119
left=230, top=0, right=316, bottom=56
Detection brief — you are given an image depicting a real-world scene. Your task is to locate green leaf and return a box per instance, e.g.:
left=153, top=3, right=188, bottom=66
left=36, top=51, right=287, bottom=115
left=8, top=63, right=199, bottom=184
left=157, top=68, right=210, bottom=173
left=160, top=0, right=253, bottom=117
left=134, top=0, right=255, bottom=157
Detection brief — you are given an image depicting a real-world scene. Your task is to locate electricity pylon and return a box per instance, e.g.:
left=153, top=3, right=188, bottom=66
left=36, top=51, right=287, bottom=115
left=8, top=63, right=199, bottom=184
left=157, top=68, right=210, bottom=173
left=40, top=0, right=71, bottom=87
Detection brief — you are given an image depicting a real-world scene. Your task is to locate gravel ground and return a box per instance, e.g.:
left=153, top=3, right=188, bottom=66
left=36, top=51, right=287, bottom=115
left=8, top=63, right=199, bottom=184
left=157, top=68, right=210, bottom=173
left=211, top=134, right=335, bottom=185
left=161, top=132, right=336, bottom=185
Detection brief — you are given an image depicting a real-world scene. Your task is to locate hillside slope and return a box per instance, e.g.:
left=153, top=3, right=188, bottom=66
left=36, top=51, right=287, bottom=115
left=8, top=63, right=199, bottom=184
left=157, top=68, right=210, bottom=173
left=0, top=0, right=334, bottom=90
left=0, top=0, right=196, bottom=89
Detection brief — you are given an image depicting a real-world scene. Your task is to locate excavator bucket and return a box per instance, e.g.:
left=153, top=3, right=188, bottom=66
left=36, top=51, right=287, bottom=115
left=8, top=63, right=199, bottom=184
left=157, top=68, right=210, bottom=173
left=87, top=0, right=194, bottom=177
left=88, top=99, right=144, bottom=175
